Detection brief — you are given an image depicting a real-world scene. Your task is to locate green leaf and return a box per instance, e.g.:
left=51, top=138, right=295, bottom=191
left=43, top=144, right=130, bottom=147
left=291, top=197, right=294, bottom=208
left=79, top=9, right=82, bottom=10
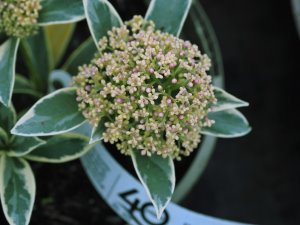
left=48, top=70, right=73, bottom=92
left=145, top=0, right=192, bottom=36
left=83, top=0, right=123, bottom=48
left=0, top=127, right=8, bottom=146
left=201, top=109, right=251, bottom=138
left=21, top=30, right=49, bottom=92
left=13, top=75, right=42, bottom=98
left=38, top=0, right=85, bottom=26
left=131, top=151, right=175, bottom=219
left=62, top=37, right=97, bottom=76
left=212, top=87, right=249, bottom=112
left=0, top=33, right=7, bottom=44
left=0, top=104, right=16, bottom=133
left=44, top=23, right=76, bottom=69
left=25, top=133, right=92, bottom=163
left=0, top=38, right=20, bottom=106
left=11, top=87, right=86, bottom=136
left=0, top=156, right=35, bottom=225
left=90, top=120, right=106, bottom=144
left=8, top=137, right=46, bottom=157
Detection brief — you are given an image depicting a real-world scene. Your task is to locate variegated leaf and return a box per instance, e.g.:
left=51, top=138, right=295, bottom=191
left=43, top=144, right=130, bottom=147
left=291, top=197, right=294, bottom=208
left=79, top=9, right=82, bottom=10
left=25, top=134, right=92, bottom=163
left=145, top=0, right=192, bottom=36
left=48, top=70, right=73, bottom=93
left=8, top=137, right=46, bottom=157
left=38, top=0, right=85, bottom=25
left=212, top=87, right=249, bottom=112
left=90, top=119, right=106, bottom=144
left=11, top=88, right=86, bottom=136
left=83, top=0, right=123, bottom=48
left=0, top=38, right=19, bottom=107
left=131, top=151, right=175, bottom=219
left=0, top=156, right=35, bottom=225
left=201, top=108, right=251, bottom=138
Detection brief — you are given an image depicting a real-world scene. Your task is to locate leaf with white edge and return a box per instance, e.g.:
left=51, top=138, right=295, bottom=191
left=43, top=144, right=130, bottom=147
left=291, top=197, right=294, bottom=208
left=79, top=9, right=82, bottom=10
left=0, top=156, right=35, bottom=225
left=212, top=87, right=249, bottom=112
left=90, top=119, right=106, bottom=144
left=83, top=0, right=123, bottom=48
left=131, top=151, right=175, bottom=219
left=25, top=134, right=92, bottom=163
left=14, top=75, right=42, bottom=98
left=62, top=37, right=97, bottom=75
left=8, top=137, right=46, bottom=157
left=11, top=87, right=86, bottom=136
left=48, top=70, right=73, bottom=93
left=0, top=38, right=19, bottom=107
left=44, top=23, right=75, bottom=69
left=201, top=109, right=251, bottom=138
left=145, top=0, right=192, bottom=36
left=38, top=0, right=85, bottom=26
left=0, top=104, right=16, bottom=133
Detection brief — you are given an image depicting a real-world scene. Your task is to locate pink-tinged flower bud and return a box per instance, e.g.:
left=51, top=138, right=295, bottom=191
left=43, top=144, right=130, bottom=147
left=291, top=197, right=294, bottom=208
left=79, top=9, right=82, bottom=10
left=166, top=98, right=172, bottom=104
left=149, top=68, right=154, bottom=73
left=184, top=41, right=191, bottom=48
left=179, top=115, right=184, bottom=120
left=170, top=63, right=176, bottom=68
left=158, top=112, right=164, bottom=118
left=146, top=87, right=152, bottom=93
left=171, top=78, right=177, bottom=84
left=188, top=82, right=193, bottom=87
left=194, top=79, right=200, bottom=84
left=116, top=98, right=123, bottom=104
left=85, top=85, right=91, bottom=91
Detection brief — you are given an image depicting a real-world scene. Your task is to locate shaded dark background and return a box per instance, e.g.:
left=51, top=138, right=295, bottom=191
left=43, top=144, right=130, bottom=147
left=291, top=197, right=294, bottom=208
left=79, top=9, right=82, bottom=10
left=1, top=0, right=300, bottom=224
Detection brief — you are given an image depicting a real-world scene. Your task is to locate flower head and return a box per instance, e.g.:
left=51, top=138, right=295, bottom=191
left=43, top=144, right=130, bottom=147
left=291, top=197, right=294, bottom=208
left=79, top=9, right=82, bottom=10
left=0, top=0, right=42, bottom=38
left=73, top=16, right=216, bottom=160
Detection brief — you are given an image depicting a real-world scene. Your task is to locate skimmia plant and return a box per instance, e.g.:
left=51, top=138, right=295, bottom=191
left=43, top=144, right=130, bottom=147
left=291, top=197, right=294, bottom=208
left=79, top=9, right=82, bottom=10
left=0, top=103, right=93, bottom=225
left=0, top=0, right=251, bottom=224
left=0, top=0, right=85, bottom=107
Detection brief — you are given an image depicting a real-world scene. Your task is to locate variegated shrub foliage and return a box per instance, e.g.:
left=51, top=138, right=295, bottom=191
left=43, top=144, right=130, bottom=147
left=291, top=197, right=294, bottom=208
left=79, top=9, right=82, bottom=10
left=0, top=0, right=251, bottom=224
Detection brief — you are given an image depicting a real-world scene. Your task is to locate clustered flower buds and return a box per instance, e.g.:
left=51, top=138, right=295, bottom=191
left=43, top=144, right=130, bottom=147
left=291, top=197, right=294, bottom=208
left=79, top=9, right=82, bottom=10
left=0, top=0, right=42, bottom=38
left=73, top=16, right=217, bottom=160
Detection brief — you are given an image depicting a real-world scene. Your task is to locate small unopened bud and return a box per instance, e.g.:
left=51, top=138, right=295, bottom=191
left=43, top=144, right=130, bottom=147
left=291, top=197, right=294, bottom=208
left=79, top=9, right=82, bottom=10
left=171, top=78, right=177, bottom=84
left=116, top=98, right=123, bottom=104
left=169, top=63, right=176, bottom=68
left=188, top=82, right=193, bottom=87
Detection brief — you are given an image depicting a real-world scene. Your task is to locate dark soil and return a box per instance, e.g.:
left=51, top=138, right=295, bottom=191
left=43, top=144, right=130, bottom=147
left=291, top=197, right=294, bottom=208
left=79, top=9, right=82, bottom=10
left=1, top=0, right=300, bottom=224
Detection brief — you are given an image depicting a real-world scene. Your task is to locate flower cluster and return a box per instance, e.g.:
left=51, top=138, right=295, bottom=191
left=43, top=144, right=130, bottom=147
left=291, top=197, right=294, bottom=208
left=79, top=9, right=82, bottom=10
left=73, top=16, right=216, bottom=160
left=0, top=0, right=42, bottom=38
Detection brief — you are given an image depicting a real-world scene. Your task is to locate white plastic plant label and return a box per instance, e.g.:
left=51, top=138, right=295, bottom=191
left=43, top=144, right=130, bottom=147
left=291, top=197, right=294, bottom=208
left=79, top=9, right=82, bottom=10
left=81, top=143, right=252, bottom=225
